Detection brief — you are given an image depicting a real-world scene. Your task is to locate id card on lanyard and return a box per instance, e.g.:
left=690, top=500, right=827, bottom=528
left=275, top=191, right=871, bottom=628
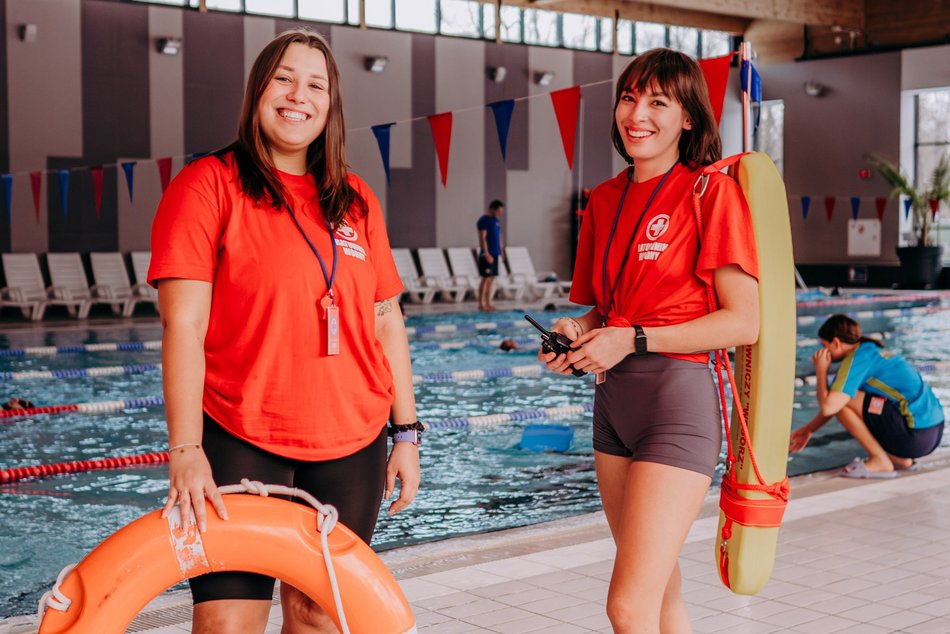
left=288, top=204, right=340, bottom=356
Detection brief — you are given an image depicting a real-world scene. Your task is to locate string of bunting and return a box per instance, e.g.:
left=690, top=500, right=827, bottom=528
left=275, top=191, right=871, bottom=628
left=794, top=195, right=942, bottom=222
left=1, top=53, right=741, bottom=221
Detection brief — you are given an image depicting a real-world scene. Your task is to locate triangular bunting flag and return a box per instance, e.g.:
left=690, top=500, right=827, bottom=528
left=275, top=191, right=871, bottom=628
left=550, top=86, right=581, bottom=170
left=488, top=99, right=516, bottom=162
left=875, top=197, right=887, bottom=222
left=929, top=198, right=939, bottom=220
left=850, top=196, right=860, bottom=220
left=157, top=157, right=172, bottom=192
left=121, top=162, right=136, bottom=207
left=30, top=171, right=42, bottom=224
left=1, top=174, right=12, bottom=224
left=371, top=123, right=395, bottom=185
left=57, top=169, right=70, bottom=220
left=90, top=167, right=104, bottom=219
left=824, top=196, right=836, bottom=222
left=801, top=196, right=811, bottom=220
left=902, top=197, right=912, bottom=220
left=698, top=53, right=733, bottom=125
left=427, top=112, right=453, bottom=187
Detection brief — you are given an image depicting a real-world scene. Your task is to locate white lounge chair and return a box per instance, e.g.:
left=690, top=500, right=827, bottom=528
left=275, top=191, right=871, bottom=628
left=391, top=248, right=436, bottom=304
left=0, top=253, right=87, bottom=320
left=505, top=246, right=569, bottom=299
left=445, top=247, right=485, bottom=297
left=129, top=251, right=159, bottom=312
left=47, top=252, right=122, bottom=319
left=416, top=248, right=473, bottom=303
left=89, top=252, right=141, bottom=317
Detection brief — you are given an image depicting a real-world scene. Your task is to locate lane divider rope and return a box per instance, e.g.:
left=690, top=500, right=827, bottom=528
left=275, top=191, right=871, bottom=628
left=0, top=363, right=161, bottom=381
left=0, top=340, right=162, bottom=357
left=796, top=291, right=950, bottom=308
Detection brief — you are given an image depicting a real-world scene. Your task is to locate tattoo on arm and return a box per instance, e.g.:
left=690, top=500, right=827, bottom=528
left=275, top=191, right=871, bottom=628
left=375, top=298, right=393, bottom=317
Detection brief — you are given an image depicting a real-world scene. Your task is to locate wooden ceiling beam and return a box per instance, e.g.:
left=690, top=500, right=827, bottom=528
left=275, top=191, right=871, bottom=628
left=514, top=0, right=864, bottom=29
left=499, top=1, right=751, bottom=33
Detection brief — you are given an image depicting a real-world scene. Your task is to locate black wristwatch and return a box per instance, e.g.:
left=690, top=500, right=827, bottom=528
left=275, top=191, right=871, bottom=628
left=632, top=324, right=648, bottom=356
left=388, top=421, right=425, bottom=446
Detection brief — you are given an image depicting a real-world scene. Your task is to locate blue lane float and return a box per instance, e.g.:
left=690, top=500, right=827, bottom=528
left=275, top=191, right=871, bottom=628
left=519, top=424, right=574, bottom=452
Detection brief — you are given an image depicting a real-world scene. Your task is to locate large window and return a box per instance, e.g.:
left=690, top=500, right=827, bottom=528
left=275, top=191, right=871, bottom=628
left=635, top=22, right=666, bottom=54
left=523, top=8, right=560, bottom=47
left=756, top=100, right=785, bottom=176
left=916, top=89, right=950, bottom=258
left=562, top=12, right=597, bottom=51
left=440, top=0, right=482, bottom=38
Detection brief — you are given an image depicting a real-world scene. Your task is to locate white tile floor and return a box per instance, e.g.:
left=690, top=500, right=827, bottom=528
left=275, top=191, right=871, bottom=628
left=16, top=456, right=941, bottom=634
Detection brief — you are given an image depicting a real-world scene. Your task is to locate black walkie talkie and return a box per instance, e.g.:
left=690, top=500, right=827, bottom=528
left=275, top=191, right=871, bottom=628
left=524, top=314, right=586, bottom=377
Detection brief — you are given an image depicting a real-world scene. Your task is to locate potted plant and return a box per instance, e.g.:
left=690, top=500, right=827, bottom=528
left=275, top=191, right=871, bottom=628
left=867, top=152, right=949, bottom=288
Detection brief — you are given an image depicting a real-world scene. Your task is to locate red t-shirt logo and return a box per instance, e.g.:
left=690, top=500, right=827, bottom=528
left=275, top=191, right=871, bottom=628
left=645, top=214, right=670, bottom=241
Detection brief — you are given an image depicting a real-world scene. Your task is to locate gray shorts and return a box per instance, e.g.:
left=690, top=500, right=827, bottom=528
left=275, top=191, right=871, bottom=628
left=592, top=353, right=722, bottom=477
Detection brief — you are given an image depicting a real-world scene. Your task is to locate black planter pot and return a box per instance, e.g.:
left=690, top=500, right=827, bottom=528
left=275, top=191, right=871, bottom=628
left=896, top=245, right=944, bottom=289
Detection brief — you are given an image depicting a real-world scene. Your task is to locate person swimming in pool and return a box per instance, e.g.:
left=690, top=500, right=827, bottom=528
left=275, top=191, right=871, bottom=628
left=2, top=397, right=35, bottom=410
left=789, top=314, right=944, bottom=478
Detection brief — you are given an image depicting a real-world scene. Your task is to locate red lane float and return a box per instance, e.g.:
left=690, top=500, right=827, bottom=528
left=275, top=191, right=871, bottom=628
left=0, top=452, right=169, bottom=485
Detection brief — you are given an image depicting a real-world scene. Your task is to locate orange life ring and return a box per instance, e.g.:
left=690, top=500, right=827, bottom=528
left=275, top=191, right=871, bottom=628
left=37, top=493, right=417, bottom=634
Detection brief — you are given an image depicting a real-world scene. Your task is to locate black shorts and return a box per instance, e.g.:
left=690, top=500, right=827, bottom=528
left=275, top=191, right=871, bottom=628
left=189, top=413, right=388, bottom=604
left=862, top=393, right=944, bottom=459
left=478, top=254, right=499, bottom=277
left=592, top=353, right=722, bottom=478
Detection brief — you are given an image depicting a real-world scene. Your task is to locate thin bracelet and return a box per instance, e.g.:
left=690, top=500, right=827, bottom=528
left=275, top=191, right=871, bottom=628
left=168, top=443, right=201, bottom=452
left=568, top=317, right=584, bottom=335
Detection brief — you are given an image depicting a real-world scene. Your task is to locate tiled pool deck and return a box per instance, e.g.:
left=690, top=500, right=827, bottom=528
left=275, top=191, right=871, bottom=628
left=7, top=451, right=949, bottom=634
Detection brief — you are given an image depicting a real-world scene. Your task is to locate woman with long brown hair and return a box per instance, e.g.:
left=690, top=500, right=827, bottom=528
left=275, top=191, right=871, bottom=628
left=149, top=29, right=420, bottom=633
left=541, top=48, right=760, bottom=632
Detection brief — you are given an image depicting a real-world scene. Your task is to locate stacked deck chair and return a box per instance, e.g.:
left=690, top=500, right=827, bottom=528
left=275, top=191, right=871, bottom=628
left=1, top=253, right=88, bottom=320
left=391, top=248, right=436, bottom=304
left=416, top=248, right=473, bottom=303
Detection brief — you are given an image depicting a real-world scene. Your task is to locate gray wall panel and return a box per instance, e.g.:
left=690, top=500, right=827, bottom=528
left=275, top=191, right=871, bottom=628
left=183, top=11, right=244, bottom=154
left=760, top=52, right=902, bottom=265
left=7, top=0, right=83, bottom=254
left=387, top=34, right=435, bottom=249
left=573, top=50, right=614, bottom=195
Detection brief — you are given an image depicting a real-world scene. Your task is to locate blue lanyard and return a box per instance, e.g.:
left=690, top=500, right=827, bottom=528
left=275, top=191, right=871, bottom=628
left=286, top=204, right=338, bottom=300
left=600, top=163, right=676, bottom=320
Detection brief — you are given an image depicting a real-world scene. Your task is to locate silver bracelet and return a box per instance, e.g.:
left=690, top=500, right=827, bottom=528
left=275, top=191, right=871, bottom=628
left=168, top=442, right=201, bottom=452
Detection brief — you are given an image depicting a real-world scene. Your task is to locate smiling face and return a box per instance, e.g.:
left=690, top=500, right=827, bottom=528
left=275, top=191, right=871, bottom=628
left=614, top=83, right=691, bottom=181
left=257, top=42, right=331, bottom=174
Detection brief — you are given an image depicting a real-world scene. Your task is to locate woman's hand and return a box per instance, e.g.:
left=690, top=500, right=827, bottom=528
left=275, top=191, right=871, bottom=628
left=161, top=447, right=228, bottom=532
left=539, top=318, right=582, bottom=375
left=566, top=327, right=634, bottom=375
left=385, top=442, right=420, bottom=516
left=788, top=427, right=813, bottom=453
left=812, top=348, right=832, bottom=375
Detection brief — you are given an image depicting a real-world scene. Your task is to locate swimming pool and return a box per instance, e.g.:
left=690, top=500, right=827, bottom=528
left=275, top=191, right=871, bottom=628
left=1, top=301, right=949, bottom=618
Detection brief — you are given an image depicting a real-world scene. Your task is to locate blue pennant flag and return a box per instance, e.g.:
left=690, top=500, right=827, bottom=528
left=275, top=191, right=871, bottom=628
left=741, top=60, right=762, bottom=130
left=371, top=123, right=395, bottom=185
left=57, top=169, right=70, bottom=220
left=188, top=152, right=208, bottom=164
left=121, top=161, right=137, bottom=206
left=902, top=197, right=912, bottom=220
left=1, top=174, right=12, bottom=224
left=488, top=99, right=516, bottom=163
left=850, top=196, right=861, bottom=220
left=801, top=195, right=811, bottom=220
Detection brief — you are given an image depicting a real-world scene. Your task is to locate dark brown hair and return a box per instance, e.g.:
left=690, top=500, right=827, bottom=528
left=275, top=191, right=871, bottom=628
left=818, top=314, right=884, bottom=348
left=610, top=48, right=721, bottom=168
left=216, top=29, right=366, bottom=227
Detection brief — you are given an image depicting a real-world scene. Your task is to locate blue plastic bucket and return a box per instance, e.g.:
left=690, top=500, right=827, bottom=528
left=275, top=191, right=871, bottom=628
left=519, top=424, right=574, bottom=452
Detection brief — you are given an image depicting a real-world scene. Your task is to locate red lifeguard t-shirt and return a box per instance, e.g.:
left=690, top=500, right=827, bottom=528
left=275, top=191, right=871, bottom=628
left=148, top=154, right=404, bottom=460
left=570, top=162, right=759, bottom=364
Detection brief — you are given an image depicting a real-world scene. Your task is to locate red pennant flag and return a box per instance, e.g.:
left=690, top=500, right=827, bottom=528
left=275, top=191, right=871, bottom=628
left=427, top=113, right=453, bottom=187
left=824, top=196, right=836, bottom=222
left=929, top=199, right=940, bottom=219
left=156, top=157, right=173, bottom=192
left=550, top=86, right=581, bottom=170
left=698, top=53, right=734, bottom=125
left=29, top=171, right=42, bottom=224
left=875, top=197, right=887, bottom=222
left=90, top=167, right=104, bottom=219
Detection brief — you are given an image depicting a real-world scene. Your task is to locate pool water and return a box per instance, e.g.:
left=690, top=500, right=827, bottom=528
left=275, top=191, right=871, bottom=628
left=1, top=304, right=949, bottom=618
